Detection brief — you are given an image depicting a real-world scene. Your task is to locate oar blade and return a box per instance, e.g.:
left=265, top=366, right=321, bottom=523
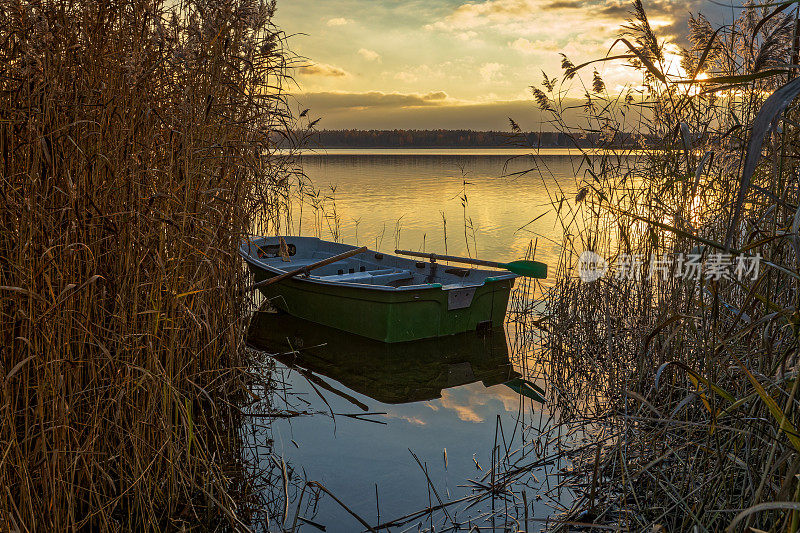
left=505, top=260, right=547, bottom=279
left=504, top=377, right=546, bottom=403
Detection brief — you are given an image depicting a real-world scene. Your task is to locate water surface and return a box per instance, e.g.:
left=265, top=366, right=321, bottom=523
left=249, top=149, right=599, bottom=531
left=291, top=148, right=594, bottom=271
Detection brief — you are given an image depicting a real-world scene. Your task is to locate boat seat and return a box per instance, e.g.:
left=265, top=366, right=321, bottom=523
left=261, top=258, right=352, bottom=271
left=318, top=269, right=413, bottom=285
left=370, top=270, right=414, bottom=284
left=261, top=259, right=318, bottom=269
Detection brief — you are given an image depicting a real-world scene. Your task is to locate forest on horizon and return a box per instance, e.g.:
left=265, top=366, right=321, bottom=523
left=302, top=129, right=639, bottom=148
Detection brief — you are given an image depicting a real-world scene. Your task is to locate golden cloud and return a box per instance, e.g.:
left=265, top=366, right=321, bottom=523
left=426, top=0, right=682, bottom=36
left=509, top=38, right=560, bottom=54
left=439, top=389, right=485, bottom=423
left=326, top=17, right=351, bottom=27
left=296, top=90, right=450, bottom=110
left=358, top=48, right=381, bottom=62
left=300, top=63, right=349, bottom=77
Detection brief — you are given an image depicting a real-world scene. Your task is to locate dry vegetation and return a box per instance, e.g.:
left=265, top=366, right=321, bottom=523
left=9, top=0, right=800, bottom=530
left=0, top=0, right=304, bottom=529
left=532, top=0, right=800, bottom=530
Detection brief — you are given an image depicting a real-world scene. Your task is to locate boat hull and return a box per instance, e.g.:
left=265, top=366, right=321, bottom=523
left=249, top=263, right=514, bottom=343
left=242, top=236, right=517, bottom=343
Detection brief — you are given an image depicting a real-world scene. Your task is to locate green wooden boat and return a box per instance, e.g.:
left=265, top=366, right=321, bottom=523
left=247, top=312, right=517, bottom=404
left=240, top=236, right=518, bottom=343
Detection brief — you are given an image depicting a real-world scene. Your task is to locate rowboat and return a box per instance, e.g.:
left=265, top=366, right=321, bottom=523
left=247, top=312, right=516, bottom=404
left=240, top=236, right=518, bottom=343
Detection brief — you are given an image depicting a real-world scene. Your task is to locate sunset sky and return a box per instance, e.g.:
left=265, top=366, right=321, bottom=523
left=276, top=0, right=732, bottom=130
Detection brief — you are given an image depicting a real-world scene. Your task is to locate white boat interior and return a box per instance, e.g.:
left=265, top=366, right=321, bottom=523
left=241, top=236, right=516, bottom=289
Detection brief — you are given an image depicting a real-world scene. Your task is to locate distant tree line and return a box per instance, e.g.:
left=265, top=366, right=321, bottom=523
left=298, top=129, right=640, bottom=148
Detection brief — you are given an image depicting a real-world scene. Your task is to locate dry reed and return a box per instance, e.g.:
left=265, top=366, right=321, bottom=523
left=533, top=1, right=800, bottom=530
left=0, top=0, right=303, bottom=529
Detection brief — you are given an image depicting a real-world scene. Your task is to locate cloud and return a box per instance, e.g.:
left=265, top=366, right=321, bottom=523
left=598, top=2, right=629, bottom=17
left=438, top=389, right=485, bottom=423
left=509, top=38, right=559, bottom=54
left=515, top=35, right=613, bottom=60
left=420, top=0, right=630, bottom=63
left=542, top=0, right=584, bottom=8
left=425, top=0, right=545, bottom=32
left=392, top=62, right=452, bottom=84
left=422, top=0, right=727, bottom=66
left=300, top=62, right=349, bottom=77
left=358, top=48, right=381, bottom=62
left=479, top=62, right=504, bottom=82
left=296, top=90, right=450, bottom=111
left=394, top=71, right=418, bottom=83
left=382, top=411, right=427, bottom=426
left=326, top=17, right=351, bottom=26
left=424, top=0, right=704, bottom=40
left=436, top=382, right=535, bottom=424
left=455, top=30, right=479, bottom=41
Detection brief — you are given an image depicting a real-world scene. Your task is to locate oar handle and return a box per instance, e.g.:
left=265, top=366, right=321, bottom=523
left=247, top=246, right=368, bottom=291
left=394, top=249, right=504, bottom=269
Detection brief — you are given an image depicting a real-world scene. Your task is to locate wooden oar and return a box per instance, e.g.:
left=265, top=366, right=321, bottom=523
left=247, top=246, right=368, bottom=291
left=394, top=249, right=547, bottom=279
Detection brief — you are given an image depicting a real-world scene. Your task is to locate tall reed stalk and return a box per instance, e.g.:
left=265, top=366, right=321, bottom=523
left=0, top=0, right=300, bottom=529
left=534, top=1, right=800, bottom=529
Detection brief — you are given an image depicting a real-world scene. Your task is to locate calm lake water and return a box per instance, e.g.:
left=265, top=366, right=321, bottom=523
left=287, top=148, right=591, bottom=273
left=247, top=149, right=594, bottom=531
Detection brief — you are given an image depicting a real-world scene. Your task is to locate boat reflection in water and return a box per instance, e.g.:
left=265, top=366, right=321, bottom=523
left=247, top=311, right=543, bottom=405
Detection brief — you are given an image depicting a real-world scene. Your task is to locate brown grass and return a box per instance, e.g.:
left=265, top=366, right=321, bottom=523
left=0, top=0, right=303, bottom=529
left=532, top=1, right=800, bottom=530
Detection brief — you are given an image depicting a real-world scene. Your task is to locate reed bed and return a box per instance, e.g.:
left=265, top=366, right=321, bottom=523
left=531, top=1, right=800, bottom=530
left=0, top=0, right=303, bottom=529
